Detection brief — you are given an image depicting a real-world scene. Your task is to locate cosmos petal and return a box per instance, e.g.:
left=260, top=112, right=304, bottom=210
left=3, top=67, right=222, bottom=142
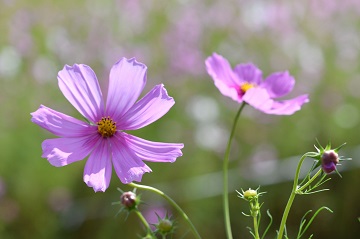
left=118, top=84, right=175, bottom=130
left=205, top=53, right=242, bottom=102
left=261, top=71, right=295, bottom=98
left=262, top=94, right=309, bottom=115
left=58, top=64, right=105, bottom=123
left=118, top=132, right=183, bottom=163
left=31, top=105, right=95, bottom=137
left=242, top=87, right=274, bottom=112
left=42, top=134, right=99, bottom=167
left=83, top=139, right=112, bottom=192
left=106, top=57, right=147, bottom=121
left=233, top=63, right=263, bottom=85
left=111, top=135, right=152, bottom=184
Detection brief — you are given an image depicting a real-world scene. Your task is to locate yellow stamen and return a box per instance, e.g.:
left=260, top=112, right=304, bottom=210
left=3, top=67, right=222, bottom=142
left=97, top=117, right=117, bottom=138
left=240, top=82, right=255, bottom=94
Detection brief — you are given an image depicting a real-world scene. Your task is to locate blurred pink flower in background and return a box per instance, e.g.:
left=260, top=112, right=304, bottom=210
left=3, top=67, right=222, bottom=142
left=31, top=57, right=183, bottom=192
left=143, top=205, right=171, bottom=230
left=206, top=53, right=309, bottom=115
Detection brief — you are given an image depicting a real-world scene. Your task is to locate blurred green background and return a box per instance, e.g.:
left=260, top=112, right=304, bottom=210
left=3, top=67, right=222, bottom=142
left=1, top=0, right=360, bottom=238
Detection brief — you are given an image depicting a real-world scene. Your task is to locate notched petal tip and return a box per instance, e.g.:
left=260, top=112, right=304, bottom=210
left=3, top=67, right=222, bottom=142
left=206, top=53, right=243, bottom=102
left=85, top=179, right=107, bottom=193
left=57, top=62, right=104, bottom=123
left=106, top=56, right=148, bottom=120
left=115, top=57, right=148, bottom=72
left=120, top=167, right=152, bottom=184
left=83, top=140, right=112, bottom=193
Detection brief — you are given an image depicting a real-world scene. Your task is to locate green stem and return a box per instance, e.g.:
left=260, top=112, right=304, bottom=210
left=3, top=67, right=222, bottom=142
left=223, top=102, right=246, bottom=239
left=128, top=182, right=201, bottom=239
left=253, top=213, right=260, bottom=239
left=277, top=152, right=313, bottom=239
left=134, top=209, right=153, bottom=235
left=297, top=168, right=322, bottom=192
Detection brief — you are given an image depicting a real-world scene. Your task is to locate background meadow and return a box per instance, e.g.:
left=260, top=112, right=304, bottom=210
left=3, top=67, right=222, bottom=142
left=1, top=0, right=360, bottom=238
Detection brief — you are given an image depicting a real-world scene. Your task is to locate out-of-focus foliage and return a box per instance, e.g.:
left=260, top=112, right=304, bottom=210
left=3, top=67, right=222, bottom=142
left=0, top=0, right=359, bottom=238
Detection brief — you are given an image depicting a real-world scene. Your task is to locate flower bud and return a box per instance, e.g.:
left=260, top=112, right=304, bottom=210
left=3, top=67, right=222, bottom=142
left=243, top=189, right=257, bottom=201
left=157, top=218, right=173, bottom=234
left=120, top=191, right=138, bottom=209
left=321, top=150, right=339, bottom=174
left=142, top=235, right=156, bottom=239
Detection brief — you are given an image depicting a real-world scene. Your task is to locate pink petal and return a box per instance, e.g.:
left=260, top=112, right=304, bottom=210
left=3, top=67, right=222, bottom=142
left=58, top=64, right=105, bottom=123
left=261, top=71, right=295, bottom=98
left=106, top=57, right=147, bottom=121
left=31, top=105, right=95, bottom=137
left=262, top=94, right=309, bottom=115
left=205, top=53, right=242, bottom=102
left=42, top=134, right=100, bottom=167
left=111, top=135, right=152, bottom=184
left=83, top=139, right=112, bottom=192
left=119, top=133, right=183, bottom=163
left=242, top=87, right=274, bottom=112
left=118, top=84, right=175, bottom=130
left=233, top=63, right=263, bottom=85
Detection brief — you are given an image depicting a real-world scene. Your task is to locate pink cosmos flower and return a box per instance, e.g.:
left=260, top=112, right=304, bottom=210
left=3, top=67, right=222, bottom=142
left=31, top=57, right=183, bottom=192
left=205, top=53, right=309, bottom=115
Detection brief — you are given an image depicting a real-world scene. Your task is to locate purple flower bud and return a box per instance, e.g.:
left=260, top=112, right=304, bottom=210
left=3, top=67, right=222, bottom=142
left=120, top=191, right=138, bottom=209
left=321, top=150, right=339, bottom=174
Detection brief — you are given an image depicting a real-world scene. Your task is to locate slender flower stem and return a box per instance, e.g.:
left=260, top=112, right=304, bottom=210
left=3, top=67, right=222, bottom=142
left=277, top=152, right=313, bottom=239
left=134, top=209, right=153, bottom=235
left=253, top=214, right=260, bottom=239
left=223, top=102, right=246, bottom=239
left=297, top=168, right=322, bottom=192
left=128, top=182, right=202, bottom=239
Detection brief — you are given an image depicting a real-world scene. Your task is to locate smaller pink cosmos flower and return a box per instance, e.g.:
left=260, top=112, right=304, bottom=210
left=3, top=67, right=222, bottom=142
left=205, top=53, right=309, bottom=115
left=31, top=57, right=183, bottom=192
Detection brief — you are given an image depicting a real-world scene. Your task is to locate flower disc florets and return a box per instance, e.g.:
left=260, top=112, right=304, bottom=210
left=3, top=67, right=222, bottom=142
left=240, top=82, right=255, bottom=95
left=97, top=116, right=116, bottom=138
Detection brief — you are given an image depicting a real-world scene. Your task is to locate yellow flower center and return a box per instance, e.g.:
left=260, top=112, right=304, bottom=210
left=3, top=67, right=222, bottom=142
left=97, top=117, right=117, bottom=138
left=240, top=82, right=255, bottom=94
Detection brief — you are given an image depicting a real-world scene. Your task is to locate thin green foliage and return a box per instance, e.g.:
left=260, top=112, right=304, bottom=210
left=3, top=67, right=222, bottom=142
left=296, top=207, right=333, bottom=239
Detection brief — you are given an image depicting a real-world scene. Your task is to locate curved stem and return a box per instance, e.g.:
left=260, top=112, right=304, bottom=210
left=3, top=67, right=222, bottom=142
left=277, top=152, right=313, bottom=239
left=223, top=102, right=246, bottom=239
left=134, top=209, right=153, bottom=235
left=128, top=182, right=201, bottom=239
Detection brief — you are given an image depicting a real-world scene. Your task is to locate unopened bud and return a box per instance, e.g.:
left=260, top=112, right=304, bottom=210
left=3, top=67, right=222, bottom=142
left=321, top=150, right=339, bottom=173
left=120, top=191, right=138, bottom=209
left=244, top=189, right=257, bottom=200
left=158, top=218, right=173, bottom=233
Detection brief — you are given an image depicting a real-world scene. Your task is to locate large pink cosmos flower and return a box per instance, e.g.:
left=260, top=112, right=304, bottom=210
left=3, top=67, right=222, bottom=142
left=205, top=53, right=309, bottom=115
left=31, top=57, right=183, bottom=192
